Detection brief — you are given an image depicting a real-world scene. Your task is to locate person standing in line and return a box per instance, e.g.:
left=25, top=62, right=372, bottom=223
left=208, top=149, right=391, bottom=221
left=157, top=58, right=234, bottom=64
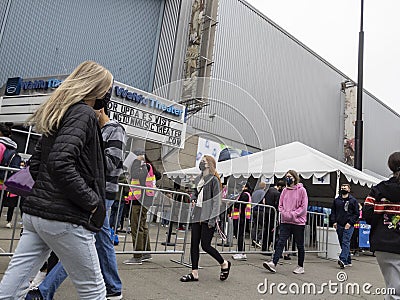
left=263, top=170, right=308, bottom=274
left=261, top=180, right=285, bottom=253
left=330, top=183, right=359, bottom=269
left=251, top=181, right=267, bottom=247
left=363, top=152, right=400, bottom=299
left=232, top=183, right=252, bottom=261
left=0, top=123, right=22, bottom=229
left=123, top=150, right=161, bottom=265
left=26, top=107, right=126, bottom=300
left=180, top=155, right=231, bottom=282
left=0, top=61, right=111, bottom=299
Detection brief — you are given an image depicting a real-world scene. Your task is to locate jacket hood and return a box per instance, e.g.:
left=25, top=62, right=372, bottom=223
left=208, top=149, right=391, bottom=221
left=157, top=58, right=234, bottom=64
left=0, top=137, right=17, bottom=149
left=376, top=177, right=400, bottom=202
left=286, top=183, right=304, bottom=190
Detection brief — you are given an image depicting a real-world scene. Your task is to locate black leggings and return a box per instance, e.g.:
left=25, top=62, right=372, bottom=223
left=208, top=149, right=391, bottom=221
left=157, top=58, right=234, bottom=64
left=191, top=222, right=224, bottom=270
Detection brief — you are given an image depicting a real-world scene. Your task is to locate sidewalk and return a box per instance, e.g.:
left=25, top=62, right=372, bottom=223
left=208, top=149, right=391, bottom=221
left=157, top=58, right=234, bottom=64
left=0, top=252, right=385, bottom=300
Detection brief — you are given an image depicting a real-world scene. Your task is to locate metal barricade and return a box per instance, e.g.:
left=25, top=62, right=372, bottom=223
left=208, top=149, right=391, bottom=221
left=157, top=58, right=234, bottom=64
left=175, top=199, right=278, bottom=267
left=0, top=165, right=24, bottom=256
left=114, top=183, right=192, bottom=260
left=0, top=173, right=329, bottom=263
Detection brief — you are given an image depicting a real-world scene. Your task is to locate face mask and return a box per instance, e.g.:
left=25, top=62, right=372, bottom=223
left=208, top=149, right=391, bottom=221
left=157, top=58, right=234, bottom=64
left=286, top=177, right=293, bottom=186
left=93, top=88, right=112, bottom=110
left=340, top=189, right=349, bottom=195
left=199, top=161, right=207, bottom=171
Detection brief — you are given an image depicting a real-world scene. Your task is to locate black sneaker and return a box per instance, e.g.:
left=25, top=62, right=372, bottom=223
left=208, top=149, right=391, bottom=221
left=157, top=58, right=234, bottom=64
left=338, top=260, right=345, bottom=269
left=106, top=291, right=123, bottom=300
left=25, top=289, right=43, bottom=300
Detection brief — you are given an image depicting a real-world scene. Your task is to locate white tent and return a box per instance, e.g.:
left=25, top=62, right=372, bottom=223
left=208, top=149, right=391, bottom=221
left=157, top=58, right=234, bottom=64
left=165, top=141, right=382, bottom=188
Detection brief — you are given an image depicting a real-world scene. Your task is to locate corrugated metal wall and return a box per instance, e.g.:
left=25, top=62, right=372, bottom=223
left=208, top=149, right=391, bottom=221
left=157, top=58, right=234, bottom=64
left=187, top=0, right=400, bottom=176
left=363, top=93, right=400, bottom=176
left=152, top=0, right=192, bottom=100
left=0, top=0, right=164, bottom=92
left=0, top=1, right=10, bottom=33
left=189, top=0, right=347, bottom=157
left=153, top=0, right=181, bottom=97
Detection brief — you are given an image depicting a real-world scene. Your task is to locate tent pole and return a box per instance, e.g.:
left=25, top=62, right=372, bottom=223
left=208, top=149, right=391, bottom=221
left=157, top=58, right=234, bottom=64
left=335, top=170, right=341, bottom=197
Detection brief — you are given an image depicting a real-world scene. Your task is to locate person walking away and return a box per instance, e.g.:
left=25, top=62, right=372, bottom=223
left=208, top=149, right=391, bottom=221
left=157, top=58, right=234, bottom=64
left=261, top=180, right=285, bottom=253
left=123, top=150, right=161, bottom=265
left=0, top=123, right=22, bottom=228
left=232, top=183, right=252, bottom=261
left=331, top=183, right=359, bottom=268
left=363, top=152, right=400, bottom=299
left=251, top=181, right=267, bottom=247
left=263, top=170, right=308, bottom=274
left=0, top=61, right=112, bottom=299
left=180, top=155, right=230, bottom=282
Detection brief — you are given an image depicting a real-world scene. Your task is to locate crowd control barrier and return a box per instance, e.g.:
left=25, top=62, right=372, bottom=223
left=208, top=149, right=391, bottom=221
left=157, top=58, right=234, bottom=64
left=0, top=177, right=329, bottom=263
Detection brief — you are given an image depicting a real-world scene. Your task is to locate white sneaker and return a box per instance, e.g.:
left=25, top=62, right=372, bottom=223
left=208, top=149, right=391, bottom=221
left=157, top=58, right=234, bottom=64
left=345, top=263, right=352, bottom=267
left=293, top=266, right=304, bottom=274
left=5, top=223, right=11, bottom=228
left=263, top=261, right=276, bottom=273
left=232, top=253, right=247, bottom=261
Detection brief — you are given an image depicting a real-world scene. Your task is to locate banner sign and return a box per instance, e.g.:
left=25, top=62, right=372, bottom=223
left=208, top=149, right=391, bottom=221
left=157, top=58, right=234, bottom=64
left=358, top=221, right=371, bottom=248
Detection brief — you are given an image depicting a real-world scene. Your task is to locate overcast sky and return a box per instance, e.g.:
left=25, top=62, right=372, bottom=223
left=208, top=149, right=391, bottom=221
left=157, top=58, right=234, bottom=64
left=246, top=0, right=400, bottom=114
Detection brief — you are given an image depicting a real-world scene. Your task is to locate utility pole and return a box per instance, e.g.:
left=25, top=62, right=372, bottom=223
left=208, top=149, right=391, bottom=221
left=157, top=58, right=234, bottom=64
left=354, top=0, right=364, bottom=170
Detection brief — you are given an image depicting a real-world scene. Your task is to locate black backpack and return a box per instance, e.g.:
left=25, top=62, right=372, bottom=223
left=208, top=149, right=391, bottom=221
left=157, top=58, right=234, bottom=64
left=0, top=146, right=22, bottom=180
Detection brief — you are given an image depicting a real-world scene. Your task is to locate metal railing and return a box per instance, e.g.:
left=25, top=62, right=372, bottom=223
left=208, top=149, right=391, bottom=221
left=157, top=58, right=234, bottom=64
left=0, top=174, right=329, bottom=263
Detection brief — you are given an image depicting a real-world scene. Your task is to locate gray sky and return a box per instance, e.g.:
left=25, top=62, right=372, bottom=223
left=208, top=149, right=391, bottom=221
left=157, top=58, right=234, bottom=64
left=246, top=0, right=400, bottom=114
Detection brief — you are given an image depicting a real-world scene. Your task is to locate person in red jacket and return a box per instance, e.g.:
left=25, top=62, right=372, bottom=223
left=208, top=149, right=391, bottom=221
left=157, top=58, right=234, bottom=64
left=363, top=152, right=400, bottom=297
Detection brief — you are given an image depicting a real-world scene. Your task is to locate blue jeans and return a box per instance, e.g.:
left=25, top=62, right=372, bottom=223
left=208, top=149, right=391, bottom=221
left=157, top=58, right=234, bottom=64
left=110, top=200, right=124, bottom=230
left=336, top=225, right=354, bottom=265
left=37, top=200, right=121, bottom=299
left=0, top=214, right=105, bottom=300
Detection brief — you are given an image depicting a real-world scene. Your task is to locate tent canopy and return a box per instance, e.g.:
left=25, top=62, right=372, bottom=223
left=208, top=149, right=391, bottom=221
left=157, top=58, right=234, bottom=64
left=165, top=141, right=382, bottom=188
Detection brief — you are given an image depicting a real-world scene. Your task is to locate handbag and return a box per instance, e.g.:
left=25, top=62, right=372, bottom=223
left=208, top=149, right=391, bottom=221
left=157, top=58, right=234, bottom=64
left=4, top=166, right=34, bottom=197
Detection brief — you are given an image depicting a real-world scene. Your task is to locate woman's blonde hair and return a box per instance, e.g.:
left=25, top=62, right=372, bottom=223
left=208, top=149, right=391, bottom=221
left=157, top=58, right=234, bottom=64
left=204, top=155, right=222, bottom=187
left=27, top=61, right=113, bottom=136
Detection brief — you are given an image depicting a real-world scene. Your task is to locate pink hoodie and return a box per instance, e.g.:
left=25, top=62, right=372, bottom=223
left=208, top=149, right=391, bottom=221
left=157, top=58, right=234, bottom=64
left=279, top=183, right=308, bottom=225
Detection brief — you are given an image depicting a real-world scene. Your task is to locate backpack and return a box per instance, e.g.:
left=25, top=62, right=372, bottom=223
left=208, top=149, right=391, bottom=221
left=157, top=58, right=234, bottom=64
left=0, top=146, right=22, bottom=180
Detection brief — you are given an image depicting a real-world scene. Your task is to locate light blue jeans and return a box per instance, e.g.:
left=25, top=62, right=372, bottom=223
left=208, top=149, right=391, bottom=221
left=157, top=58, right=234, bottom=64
left=0, top=214, right=106, bottom=300
left=37, top=199, right=121, bottom=299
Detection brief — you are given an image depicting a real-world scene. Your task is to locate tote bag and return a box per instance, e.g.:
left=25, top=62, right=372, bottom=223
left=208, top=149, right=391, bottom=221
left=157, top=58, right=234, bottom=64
left=4, top=166, right=34, bottom=197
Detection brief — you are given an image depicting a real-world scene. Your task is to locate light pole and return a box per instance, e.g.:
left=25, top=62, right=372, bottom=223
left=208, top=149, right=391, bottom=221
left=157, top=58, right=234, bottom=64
left=354, top=0, right=364, bottom=171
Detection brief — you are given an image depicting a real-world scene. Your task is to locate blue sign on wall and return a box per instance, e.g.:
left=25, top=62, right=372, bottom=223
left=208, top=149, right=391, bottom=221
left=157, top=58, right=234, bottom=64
left=359, top=221, right=371, bottom=248
left=4, top=77, right=63, bottom=96
left=5, top=77, right=22, bottom=96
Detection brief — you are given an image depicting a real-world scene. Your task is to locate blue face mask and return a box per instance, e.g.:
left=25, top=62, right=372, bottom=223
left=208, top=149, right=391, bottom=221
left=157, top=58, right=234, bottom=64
left=286, top=177, right=293, bottom=186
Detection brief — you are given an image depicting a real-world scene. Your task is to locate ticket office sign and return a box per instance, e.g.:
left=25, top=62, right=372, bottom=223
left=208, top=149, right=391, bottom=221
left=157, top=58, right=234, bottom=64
left=109, top=82, right=186, bottom=148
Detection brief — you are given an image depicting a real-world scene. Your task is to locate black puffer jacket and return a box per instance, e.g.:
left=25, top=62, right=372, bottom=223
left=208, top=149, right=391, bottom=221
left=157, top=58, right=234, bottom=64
left=22, top=101, right=106, bottom=232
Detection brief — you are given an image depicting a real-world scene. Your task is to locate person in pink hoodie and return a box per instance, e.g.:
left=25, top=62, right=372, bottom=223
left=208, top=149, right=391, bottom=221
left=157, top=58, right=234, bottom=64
left=263, top=170, right=308, bottom=274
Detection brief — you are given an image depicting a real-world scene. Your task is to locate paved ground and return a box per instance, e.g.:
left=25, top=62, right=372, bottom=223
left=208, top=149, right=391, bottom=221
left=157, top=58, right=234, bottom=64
left=0, top=217, right=388, bottom=299
left=0, top=248, right=387, bottom=299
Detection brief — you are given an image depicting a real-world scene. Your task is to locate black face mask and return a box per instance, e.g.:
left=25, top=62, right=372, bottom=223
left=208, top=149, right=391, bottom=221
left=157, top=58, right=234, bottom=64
left=340, top=189, right=349, bottom=196
left=199, top=161, right=206, bottom=171
left=93, top=88, right=112, bottom=110
left=286, top=177, right=293, bottom=186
